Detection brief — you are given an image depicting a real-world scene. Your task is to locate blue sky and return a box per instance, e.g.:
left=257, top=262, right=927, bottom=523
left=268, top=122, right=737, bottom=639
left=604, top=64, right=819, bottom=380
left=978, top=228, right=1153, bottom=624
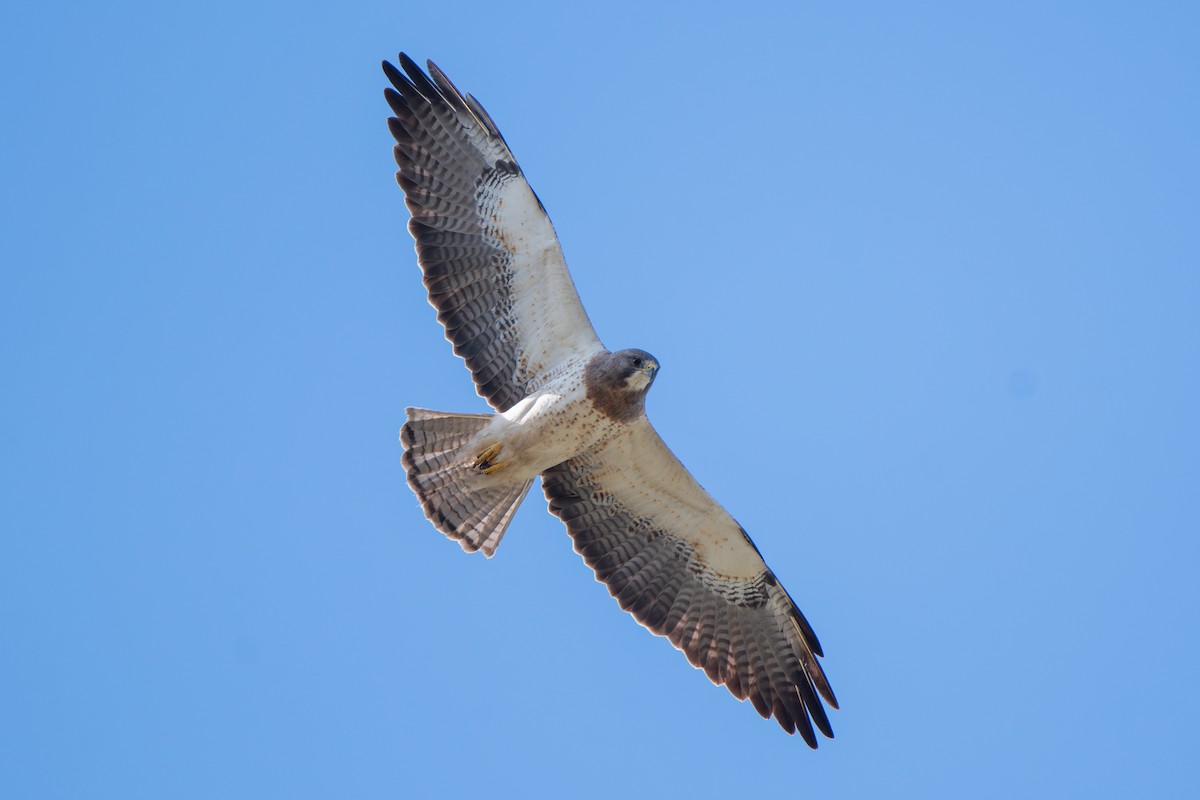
left=3, top=1, right=1198, bottom=797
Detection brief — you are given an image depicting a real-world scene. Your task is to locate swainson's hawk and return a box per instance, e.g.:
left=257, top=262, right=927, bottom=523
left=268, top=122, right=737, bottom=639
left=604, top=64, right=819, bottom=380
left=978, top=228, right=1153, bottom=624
left=384, top=54, right=838, bottom=746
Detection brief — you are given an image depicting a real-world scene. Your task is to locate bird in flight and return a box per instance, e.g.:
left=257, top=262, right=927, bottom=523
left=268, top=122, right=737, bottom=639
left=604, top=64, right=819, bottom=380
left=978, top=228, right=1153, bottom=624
left=384, top=54, right=838, bottom=746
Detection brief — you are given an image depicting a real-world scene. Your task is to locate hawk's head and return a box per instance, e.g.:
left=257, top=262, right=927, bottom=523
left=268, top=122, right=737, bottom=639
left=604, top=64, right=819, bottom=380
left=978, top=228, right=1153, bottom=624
left=586, top=348, right=659, bottom=422
left=616, top=348, right=659, bottom=392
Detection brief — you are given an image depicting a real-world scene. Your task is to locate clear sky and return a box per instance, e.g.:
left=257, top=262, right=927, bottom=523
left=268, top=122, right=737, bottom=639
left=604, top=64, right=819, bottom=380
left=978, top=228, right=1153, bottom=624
left=3, top=1, right=1198, bottom=797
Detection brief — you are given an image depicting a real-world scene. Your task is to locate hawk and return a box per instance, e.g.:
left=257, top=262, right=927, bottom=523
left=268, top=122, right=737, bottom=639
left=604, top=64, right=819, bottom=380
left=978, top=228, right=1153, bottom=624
left=384, top=54, right=839, bottom=746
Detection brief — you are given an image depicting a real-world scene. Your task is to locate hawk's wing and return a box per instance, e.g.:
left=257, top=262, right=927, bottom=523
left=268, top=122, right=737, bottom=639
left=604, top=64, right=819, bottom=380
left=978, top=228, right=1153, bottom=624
left=384, top=56, right=604, bottom=413
left=541, top=418, right=839, bottom=747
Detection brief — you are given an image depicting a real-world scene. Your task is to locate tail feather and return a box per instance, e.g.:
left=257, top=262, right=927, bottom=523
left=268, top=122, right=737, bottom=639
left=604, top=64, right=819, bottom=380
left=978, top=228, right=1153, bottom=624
left=400, top=407, right=531, bottom=556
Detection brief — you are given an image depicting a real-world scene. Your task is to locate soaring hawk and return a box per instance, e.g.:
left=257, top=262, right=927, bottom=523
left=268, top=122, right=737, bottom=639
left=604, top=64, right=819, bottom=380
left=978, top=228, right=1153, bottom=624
left=384, top=54, right=838, bottom=746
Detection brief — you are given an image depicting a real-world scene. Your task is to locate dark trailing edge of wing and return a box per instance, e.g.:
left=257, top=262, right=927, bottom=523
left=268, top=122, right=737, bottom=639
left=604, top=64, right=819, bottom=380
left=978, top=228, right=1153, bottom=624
left=384, top=54, right=531, bottom=412
left=542, top=459, right=838, bottom=747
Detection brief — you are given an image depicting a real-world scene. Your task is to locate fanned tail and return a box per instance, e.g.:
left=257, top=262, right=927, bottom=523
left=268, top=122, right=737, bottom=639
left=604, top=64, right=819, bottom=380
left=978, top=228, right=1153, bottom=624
left=400, top=407, right=532, bottom=556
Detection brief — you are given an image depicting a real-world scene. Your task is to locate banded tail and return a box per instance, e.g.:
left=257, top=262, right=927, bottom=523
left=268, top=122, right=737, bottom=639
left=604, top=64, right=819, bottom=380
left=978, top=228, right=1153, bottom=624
left=400, top=407, right=532, bottom=556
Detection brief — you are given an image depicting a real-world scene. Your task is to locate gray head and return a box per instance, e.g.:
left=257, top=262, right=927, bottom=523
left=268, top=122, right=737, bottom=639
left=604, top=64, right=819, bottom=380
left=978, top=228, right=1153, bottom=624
left=585, top=348, right=660, bottom=422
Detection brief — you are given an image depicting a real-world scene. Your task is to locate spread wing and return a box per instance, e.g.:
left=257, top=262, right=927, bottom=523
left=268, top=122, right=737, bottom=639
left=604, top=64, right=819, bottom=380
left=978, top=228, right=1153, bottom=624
left=384, top=55, right=603, bottom=412
left=541, top=418, right=839, bottom=747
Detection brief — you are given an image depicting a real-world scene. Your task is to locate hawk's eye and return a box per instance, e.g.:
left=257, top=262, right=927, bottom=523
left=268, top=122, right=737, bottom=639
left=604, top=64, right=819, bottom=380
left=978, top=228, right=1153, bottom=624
left=632, top=357, right=643, bottom=368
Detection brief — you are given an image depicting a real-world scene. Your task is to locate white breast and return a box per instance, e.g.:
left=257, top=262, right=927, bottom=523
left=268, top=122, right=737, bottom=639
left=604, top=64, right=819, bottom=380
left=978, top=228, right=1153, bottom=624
left=472, top=358, right=622, bottom=483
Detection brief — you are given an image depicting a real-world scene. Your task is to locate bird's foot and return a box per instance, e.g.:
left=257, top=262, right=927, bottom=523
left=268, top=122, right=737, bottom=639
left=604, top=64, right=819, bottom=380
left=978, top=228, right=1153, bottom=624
left=473, top=442, right=507, bottom=474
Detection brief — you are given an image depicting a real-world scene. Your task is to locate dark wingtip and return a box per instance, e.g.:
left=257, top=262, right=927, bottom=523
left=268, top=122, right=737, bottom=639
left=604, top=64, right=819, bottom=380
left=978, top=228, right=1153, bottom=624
left=807, top=692, right=835, bottom=739
left=382, top=58, right=406, bottom=89
left=384, top=87, right=407, bottom=119
left=386, top=115, right=407, bottom=141
left=397, top=52, right=439, bottom=100
left=822, top=682, right=840, bottom=711
left=794, top=715, right=818, bottom=749
left=397, top=52, right=422, bottom=77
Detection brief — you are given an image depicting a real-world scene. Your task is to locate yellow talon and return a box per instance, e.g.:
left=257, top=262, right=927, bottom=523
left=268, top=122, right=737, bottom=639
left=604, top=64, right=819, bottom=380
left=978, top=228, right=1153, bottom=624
left=474, top=442, right=505, bottom=473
